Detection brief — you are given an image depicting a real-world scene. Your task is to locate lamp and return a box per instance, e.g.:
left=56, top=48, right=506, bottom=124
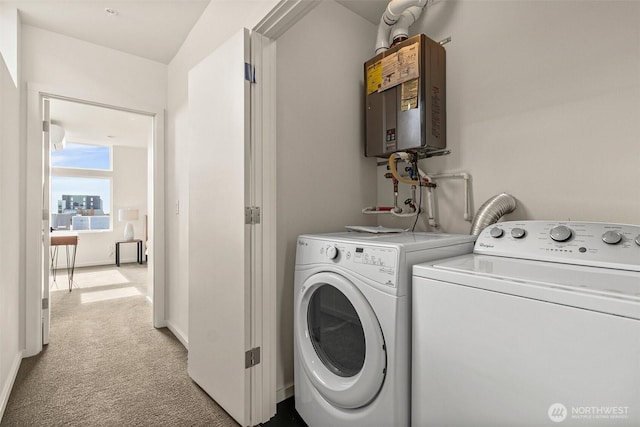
left=118, top=208, right=139, bottom=241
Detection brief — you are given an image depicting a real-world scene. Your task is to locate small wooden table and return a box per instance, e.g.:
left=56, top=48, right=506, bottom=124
left=115, top=239, right=144, bottom=267
left=51, top=232, right=79, bottom=292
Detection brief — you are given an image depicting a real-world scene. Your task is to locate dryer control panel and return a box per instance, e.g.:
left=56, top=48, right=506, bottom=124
left=296, top=237, right=400, bottom=288
left=475, top=221, right=640, bottom=272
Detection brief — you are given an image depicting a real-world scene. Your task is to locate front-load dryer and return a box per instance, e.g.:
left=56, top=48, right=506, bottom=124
left=294, top=230, right=477, bottom=427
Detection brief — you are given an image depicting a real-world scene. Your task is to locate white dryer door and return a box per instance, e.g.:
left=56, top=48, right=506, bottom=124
left=296, top=271, right=386, bottom=409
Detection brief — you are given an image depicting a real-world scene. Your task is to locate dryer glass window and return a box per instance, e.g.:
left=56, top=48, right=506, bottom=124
left=307, top=284, right=366, bottom=377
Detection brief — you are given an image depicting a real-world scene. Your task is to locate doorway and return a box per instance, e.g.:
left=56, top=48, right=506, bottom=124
left=46, top=98, right=153, bottom=337
left=25, top=86, right=166, bottom=357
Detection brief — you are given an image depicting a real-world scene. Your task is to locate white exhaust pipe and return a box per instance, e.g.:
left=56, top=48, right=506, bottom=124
left=375, top=0, right=428, bottom=54
left=390, top=6, right=424, bottom=43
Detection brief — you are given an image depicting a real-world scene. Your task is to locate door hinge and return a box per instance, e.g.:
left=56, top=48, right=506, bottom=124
left=245, top=347, right=261, bottom=368
left=42, top=298, right=49, bottom=310
left=245, top=206, right=261, bottom=225
left=42, top=121, right=49, bottom=132
left=244, top=62, right=256, bottom=83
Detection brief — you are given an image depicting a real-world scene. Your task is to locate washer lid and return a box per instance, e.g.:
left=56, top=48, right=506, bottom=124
left=414, top=254, right=640, bottom=320
left=301, top=231, right=476, bottom=251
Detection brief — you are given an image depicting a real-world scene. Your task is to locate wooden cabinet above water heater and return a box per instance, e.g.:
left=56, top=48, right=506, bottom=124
left=364, top=34, right=446, bottom=158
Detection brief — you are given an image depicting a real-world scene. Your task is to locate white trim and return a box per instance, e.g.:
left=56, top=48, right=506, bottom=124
left=166, top=320, right=188, bottom=350
left=248, top=2, right=313, bottom=422
left=276, top=384, right=295, bottom=403
left=254, top=0, right=320, bottom=39
left=0, top=350, right=23, bottom=419
left=25, top=82, right=166, bottom=356
left=150, top=110, right=166, bottom=329
left=262, top=33, right=278, bottom=424
left=50, top=258, right=143, bottom=269
left=25, top=84, right=45, bottom=356
left=262, top=32, right=279, bottom=424
left=248, top=29, right=279, bottom=425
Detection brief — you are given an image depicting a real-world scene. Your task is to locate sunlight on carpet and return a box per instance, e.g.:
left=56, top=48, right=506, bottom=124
left=80, top=286, right=142, bottom=304
left=51, top=269, right=130, bottom=292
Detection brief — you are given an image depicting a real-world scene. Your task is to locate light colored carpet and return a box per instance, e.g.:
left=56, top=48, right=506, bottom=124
left=1, top=264, right=239, bottom=427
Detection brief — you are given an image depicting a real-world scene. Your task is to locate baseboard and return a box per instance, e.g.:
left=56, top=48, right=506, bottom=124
left=0, top=350, right=23, bottom=420
left=166, top=320, right=188, bottom=350
left=276, top=383, right=294, bottom=403
left=52, top=259, right=144, bottom=269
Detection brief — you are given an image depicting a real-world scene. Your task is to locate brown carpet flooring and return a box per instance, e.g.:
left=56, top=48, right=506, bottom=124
left=1, top=264, right=239, bottom=427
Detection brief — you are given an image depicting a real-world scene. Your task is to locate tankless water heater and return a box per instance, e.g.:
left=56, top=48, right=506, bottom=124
left=364, top=34, right=446, bottom=158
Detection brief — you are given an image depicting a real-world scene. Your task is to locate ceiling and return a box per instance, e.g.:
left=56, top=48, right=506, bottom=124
left=10, top=0, right=390, bottom=147
left=2, top=0, right=210, bottom=64
left=50, top=98, right=153, bottom=149
left=336, top=0, right=388, bottom=25
left=5, top=1, right=392, bottom=65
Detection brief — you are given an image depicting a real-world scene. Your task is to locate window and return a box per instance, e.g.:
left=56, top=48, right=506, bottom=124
left=51, top=142, right=111, bottom=170
left=50, top=143, right=112, bottom=231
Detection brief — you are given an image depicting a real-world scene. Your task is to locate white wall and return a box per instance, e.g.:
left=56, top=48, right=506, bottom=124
left=21, top=24, right=167, bottom=356
left=22, top=25, right=167, bottom=111
left=0, top=5, right=22, bottom=418
left=382, top=0, right=640, bottom=233
left=51, top=145, right=148, bottom=268
left=166, top=0, right=278, bottom=346
left=275, top=1, right=378, bottom=400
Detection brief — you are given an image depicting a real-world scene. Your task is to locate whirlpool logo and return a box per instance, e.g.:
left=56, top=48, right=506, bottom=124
left=548, top=403, right=568, bottom=423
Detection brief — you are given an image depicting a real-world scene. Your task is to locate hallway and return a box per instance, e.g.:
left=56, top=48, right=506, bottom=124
left=1, top=264, right=238, bottom=426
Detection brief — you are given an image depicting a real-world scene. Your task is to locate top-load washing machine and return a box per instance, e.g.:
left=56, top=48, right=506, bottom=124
left=294, top=230, right=477, bottom=427
left=412, top=221, right=640, bottom=426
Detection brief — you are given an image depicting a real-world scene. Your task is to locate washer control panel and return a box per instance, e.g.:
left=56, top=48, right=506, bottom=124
left=475, top=221, right=640, bottom=271
left=296, top=238, right=399, bottom=287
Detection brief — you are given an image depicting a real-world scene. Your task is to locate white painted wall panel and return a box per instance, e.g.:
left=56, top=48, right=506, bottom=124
left=275, top=1, right=378, bottom=400
left=0, top=5, right=21, bottom=418
left=166, top=0, right=279, bottom=345
left=22, top=25, right=167, bottom=110
left=381, top=0, right=640, bottom=233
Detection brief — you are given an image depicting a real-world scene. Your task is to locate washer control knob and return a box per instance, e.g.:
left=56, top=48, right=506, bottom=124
left=636, top=235, right=640, bottom=246
left=490, top=227, right=504, bottom=238
left=326, top=246, right=339, bottom=260
left=511, top=228, right=526, bottom=239
left=602, top=230, right=623, bottom=245
left=550, top=225, right=572, bottom=242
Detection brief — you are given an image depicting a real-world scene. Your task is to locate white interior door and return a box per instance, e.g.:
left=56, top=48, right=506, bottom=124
left=41, top=97, right=51, bottom=345
left=187, top=28, right=255, bottom=426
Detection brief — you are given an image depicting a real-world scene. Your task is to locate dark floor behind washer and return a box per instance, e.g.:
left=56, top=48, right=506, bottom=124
left=262, top=397, right=307, bottom=427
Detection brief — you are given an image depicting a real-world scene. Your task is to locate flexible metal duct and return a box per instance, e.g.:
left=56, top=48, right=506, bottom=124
left=469, top=193, right=517, bottom=235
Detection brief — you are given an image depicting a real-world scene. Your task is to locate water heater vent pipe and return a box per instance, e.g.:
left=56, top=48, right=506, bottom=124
left=390, top=6, right=424, bottom=43
left=375, top=0, right=428, bottom=54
